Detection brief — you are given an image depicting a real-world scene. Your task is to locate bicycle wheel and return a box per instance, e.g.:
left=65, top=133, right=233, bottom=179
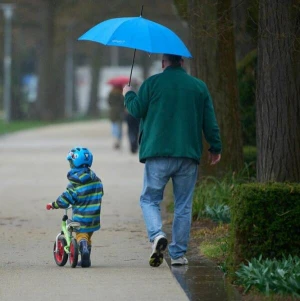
left=53, top=236, right=68, bottom=266
left=69, top=238, right=79, bottom=268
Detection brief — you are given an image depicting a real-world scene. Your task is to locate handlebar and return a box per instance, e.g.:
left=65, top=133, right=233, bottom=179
left=64, top=205, right=72, bottom=214
left=46, top=203, right=73, bottom=212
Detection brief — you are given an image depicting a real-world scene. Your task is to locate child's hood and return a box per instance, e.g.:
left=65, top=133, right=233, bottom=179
left=67, top=167, right=97, bottom=184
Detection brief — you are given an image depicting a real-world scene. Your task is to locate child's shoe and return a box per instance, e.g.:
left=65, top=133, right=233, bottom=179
left=79, top=240, right=91, bottom=268
left=77, top=245, right=92, bottom=267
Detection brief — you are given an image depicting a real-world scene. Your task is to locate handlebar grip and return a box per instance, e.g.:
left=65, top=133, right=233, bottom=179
left=46, top=203, right=53, bottom=210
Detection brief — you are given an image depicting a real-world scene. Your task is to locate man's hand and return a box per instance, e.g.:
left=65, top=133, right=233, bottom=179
left=46, top=203, right=53, bottom=210
left=208, top=153, right=221, bottom=165
left=123, top=85, right=133, bottom=97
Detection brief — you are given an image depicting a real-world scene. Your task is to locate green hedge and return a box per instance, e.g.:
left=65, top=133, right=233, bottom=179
left=229, top=182, right=300, bottom=269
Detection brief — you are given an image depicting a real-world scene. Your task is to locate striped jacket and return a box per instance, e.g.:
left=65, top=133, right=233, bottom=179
left=54, top=167, right=103, bottom=233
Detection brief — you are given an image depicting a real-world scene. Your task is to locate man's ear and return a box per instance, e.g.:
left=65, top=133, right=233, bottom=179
left=180, top=59, right=184, bottom=67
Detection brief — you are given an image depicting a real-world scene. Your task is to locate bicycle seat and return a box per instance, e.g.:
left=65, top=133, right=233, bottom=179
left=66, top=219, right=81, bottom=231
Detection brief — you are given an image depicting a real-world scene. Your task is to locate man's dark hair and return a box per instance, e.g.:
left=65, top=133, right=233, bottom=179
left=163, top=54, right=183, bottom=66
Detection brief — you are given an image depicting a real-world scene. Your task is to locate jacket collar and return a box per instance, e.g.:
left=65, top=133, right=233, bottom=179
left=163, top=66, right=186, bottom=73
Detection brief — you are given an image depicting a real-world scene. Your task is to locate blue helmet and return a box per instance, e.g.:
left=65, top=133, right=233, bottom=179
left=66, top=147, right=93, bottom=168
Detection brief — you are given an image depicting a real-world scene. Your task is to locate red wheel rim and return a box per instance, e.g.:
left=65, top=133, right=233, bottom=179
left=55, top=240, right=64, bottom=263
left=69, top=242, right=74, bottom=264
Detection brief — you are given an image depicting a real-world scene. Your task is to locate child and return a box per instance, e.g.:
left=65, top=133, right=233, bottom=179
left=46, top=146, right=104, bottom=268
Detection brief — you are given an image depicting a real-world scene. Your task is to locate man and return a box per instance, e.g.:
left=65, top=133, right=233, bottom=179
left=123, top=54, right=221, bottom=267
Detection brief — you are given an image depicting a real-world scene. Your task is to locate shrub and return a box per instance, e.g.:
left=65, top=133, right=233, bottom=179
left=229, top=182, right=300, bottom=269
left=193, top=166, right=254, bottom=221
left=193, top=175, right=234, bottom=220
left=204, top=204, right=231, bottom=224
left=236, top=255, right=300, bottom=298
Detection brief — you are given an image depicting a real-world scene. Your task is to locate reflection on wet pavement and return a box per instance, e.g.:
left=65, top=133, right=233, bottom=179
left=163, top=221, right=242, bottom=301
left=165, top=255, right=242, bottom=301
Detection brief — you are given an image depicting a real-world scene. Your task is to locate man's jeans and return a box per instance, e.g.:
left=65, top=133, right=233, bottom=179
left=140, top=157, right=198, bottom=260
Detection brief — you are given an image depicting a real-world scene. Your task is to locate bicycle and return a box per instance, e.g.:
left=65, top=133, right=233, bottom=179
left=53, top=206, right=81, bottom=268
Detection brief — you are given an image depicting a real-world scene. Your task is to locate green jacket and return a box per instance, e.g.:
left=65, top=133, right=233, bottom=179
left=124, top=66, right=221, bottom=164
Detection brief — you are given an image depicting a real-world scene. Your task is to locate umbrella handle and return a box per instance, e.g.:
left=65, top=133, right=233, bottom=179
left=129, top=49, right=136, bottom=86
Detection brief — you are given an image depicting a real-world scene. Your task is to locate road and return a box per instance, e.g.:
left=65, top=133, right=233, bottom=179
left=0, top=120, right=189, bottom=301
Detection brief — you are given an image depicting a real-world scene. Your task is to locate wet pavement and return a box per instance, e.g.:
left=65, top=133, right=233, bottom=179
left=165, top=256, right=242, bottom=301
left=163, top=217, right=242, bottom=300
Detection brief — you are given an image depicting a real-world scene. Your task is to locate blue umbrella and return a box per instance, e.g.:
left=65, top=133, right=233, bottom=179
left=78, top=8, right=192, bottom=84
left=78, top=17, right=192, bottom=58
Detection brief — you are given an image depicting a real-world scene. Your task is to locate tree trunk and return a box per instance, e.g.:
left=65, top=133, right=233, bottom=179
left=187, top=0, right=244, bottom=177
left=256, top=0, right=300, bottom=182
left=87, top=47, right=102, bottom=118
left=232, top=0, right=257, bottom=62
left=36, top=1, right=56, bottom=120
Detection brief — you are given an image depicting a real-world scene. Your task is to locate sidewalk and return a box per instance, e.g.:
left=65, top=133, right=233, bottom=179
left=0, top=120, right=189, bottom=301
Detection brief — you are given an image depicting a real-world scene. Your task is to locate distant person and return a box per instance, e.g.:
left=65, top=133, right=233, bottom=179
left=122, top=54, right=222, bottom=267
left=125, top=109, right=140, bottom=154
left=108, top=85, right=125, bottom=149
left=46, top=146, right=104, bottom=268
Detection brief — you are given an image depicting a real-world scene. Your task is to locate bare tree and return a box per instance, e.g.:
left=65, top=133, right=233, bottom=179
left=256, top=0, right=300, bottom=182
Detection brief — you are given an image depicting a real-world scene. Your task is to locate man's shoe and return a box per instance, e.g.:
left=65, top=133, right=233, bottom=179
left=149, top=235, right=168, bottom=267
left=171, top=256, right=188, bottom=266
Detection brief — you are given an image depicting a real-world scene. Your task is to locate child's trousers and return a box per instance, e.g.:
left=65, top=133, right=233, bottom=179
left=76, top=232, right=93, bottom=245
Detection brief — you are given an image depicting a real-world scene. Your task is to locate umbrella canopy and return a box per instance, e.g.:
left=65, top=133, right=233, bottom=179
left=107, top=76, right=136, bottom=86
left=78, top=16, right=192, bottom=58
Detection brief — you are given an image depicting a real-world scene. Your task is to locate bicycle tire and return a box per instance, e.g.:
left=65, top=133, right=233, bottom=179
left=53, top=236, right=68, bottom=266
left=69, top=238, right=79, bottom=268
